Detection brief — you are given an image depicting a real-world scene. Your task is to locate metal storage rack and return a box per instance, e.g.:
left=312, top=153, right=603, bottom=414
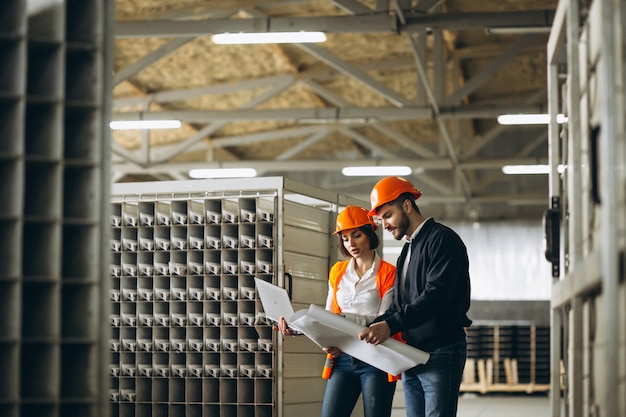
left=0, top=1, right=112, bottom=417
left=109, top=177, right=365, bottom=417
left=547, top=1, right=626, bottom=416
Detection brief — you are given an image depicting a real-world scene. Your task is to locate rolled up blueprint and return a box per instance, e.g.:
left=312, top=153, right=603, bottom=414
left=290, top=304, right=430, bottom=375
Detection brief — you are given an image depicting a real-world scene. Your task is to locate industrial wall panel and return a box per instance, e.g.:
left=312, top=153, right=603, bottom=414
left=282, top=377, right=326, bottom=403
left=283, top=225, right=329, bottom=258
left=283, top=200, right=331, bottom=233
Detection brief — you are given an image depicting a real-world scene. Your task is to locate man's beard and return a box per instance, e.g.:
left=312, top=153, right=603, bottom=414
left=393, top=211, right=410, bottom=240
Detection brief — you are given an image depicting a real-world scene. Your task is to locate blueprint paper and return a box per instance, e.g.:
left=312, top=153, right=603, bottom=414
left=290, top=304, right=430, bottom=375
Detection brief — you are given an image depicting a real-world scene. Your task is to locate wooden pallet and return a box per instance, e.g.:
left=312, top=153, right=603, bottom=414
left=461, top=358, right=550, bottom=394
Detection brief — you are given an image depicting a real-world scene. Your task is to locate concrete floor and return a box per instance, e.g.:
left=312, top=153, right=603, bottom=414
left=458, top=393, right=551, bottom=417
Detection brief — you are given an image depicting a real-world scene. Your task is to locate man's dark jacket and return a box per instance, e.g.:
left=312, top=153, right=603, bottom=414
left=374, top=218, right=472, bottom=351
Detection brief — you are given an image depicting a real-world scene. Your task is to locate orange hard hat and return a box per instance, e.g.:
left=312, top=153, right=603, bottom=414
left=369, top=176, right=422, bottom=216
left=334, top=206, right=378, bottom=235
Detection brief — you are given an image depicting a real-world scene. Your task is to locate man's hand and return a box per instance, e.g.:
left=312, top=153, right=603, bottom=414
left=359, top=321, right=391, bottom=345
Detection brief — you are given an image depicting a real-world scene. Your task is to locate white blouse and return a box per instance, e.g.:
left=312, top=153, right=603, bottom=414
left=324, top=253, right=394, bottom=326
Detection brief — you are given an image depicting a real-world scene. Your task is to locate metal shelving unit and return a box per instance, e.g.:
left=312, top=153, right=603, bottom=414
left=0, top=3, right=26, bottom=417
left=547, top=1, right=626, bottom=416
left=109, top=177, right=365, bottom=417
left=0, top=1, right=112, bottom=416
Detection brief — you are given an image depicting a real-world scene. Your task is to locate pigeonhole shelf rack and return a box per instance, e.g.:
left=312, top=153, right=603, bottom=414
left=109, top=177, right=366, bottom=417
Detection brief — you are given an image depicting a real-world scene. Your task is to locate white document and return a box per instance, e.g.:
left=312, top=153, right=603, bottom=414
left=290, top=304, right=430, bottom=375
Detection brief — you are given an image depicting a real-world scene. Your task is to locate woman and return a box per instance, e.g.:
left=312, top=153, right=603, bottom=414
left=278, top=205, right=397, bottom=417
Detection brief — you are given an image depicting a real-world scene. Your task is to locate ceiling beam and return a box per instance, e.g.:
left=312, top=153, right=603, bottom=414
left=301, top=79, right=437, bottom=159
left=275, top=128, right=331, bottom=160
left=150, top=75, right=296, bottom=162
left=211, top=126, right=322, bottom=148
left=296, top=43, right=413, bottom=107
left=402, top=10, right=554, bottom=32
left=371, top=124, right=437, bottom=158
left=464, top=89, right=547, bottom=157
left=412, top=32, right=473, bottom=197
left=113, top=37, right=195, bottom=86
left=338, top=127, right=399, bottom=159
left=112, top=103, right=543, bottom=123
left=113, top=74, right=295, bottom=109
left=329, top=0, right=373, bottom=14
left=112, top=157, right=547, bottom=174
left=444, top=34, right=540, bottom=105
left=413, top=0, right=444, bottom=13
left=115, top=15, right=396, bottom=38
left=115, top=11, right=554, bottom=38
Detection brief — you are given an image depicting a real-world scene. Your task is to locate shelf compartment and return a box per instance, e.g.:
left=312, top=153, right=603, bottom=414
left=61, top=343, right=96, bottom=400
left=20, top=342, right=60, bottom=400
left=0, top=343, right=18, bottom=401
left=204, top=199, right=221, bottom=224
left=24, top=162, right=62, bottom=219
left=0, top=220, right=21, bottom=277
left=122, top=202, right=138, bottom=227
left=62, top=283, right=97, bottom=339
left=0, top=100, right=24, bottom=156
left=65, top=49, right=98, bottom=104
left=25, top=102, right=62, bottom=158
left=186, top=379, right=202, bottom=402
left=0, top=40, right=26, bottom=99
left=27, top=2, right=64, bottom=41
left=62, top=224, right=97, bottom=279
left=19, top=404, right=56, bottom=417
left=0, top=405, right=17, bottom=417
left=59, top=403, right=97, bottom=417
left=26, top=42, right=63, bottom=99
left=0, top=2, right=25, bottom=38
left=66, top=0, right=99, bottom=44
left=64, top=106, right=100, bottom=162
left=22, top=282, right=59, bottom=338
left=63, top=166, right=98, bottom=221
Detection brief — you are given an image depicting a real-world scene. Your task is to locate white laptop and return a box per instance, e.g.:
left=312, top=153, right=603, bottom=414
left=254, top=278, right=303, bottom=334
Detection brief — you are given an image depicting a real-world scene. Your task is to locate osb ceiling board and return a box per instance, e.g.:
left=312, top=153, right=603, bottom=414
left=112, top=0, right=559, bottom=221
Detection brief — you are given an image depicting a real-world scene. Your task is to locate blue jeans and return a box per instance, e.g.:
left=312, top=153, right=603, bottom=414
left=403, top=340, right=467, bottom=417
left=321, top=354, right=396, bottom=417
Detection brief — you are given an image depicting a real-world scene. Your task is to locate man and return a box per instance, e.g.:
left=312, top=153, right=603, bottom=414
left=358, top=176, right=472, bottom=417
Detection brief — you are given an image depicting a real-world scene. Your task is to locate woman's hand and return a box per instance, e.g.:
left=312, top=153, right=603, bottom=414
left=273, top=316, right=294, bottom=336
left=323, top=346, right=343, bottom=357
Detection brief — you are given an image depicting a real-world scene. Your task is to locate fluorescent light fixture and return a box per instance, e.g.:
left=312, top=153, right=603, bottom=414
left=342, top=166, right=413, bottom=177
left=212, top=31, right=327, bottom=45
left=486, top=26, right=551, bottom=35
left=189, top=168, right=257, bottom=179
left=497, top=114, right=568, bottom=125
left=110, top=120, right=182, bottom=130
left=502, top=164, right=566, bottom=175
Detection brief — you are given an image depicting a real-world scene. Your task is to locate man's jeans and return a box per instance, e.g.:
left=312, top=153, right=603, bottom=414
left=403, top=339, right=467, bottom=417
left=321, top=354, right=396, bottom=417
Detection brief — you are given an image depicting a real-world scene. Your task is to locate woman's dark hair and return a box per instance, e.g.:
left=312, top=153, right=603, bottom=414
left=338, top=224, right=379, bottom=258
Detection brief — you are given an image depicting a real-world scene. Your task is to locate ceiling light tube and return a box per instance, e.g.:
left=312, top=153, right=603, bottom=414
left=342, top=166, right=413, bottom=177
left=189, top=168, right=257, bottom=179
left=486, top=26, right=551, bottom=35
left=497, top=114, right=568, bottom=125
left=502, top=164, right=565, bottom=175
left=110, top=120, right=182, bottom=130
left=212, top=31, right=327, bottom=45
